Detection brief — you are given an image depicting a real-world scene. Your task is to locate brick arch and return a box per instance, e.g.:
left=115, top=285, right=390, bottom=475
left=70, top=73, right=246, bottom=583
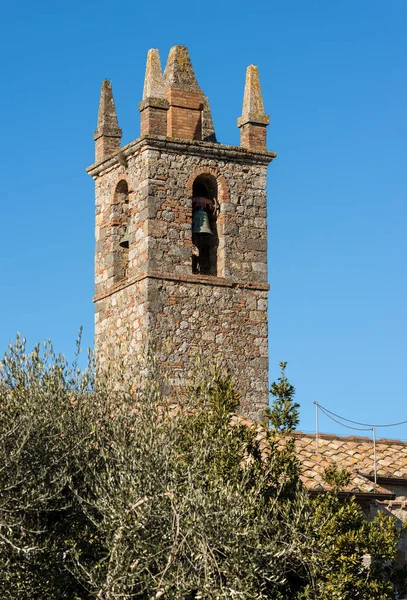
left=111, top=175, right=130, bottom=205
left=110, top=177, right=130, bottom=283
left=185, top=166, right=230, bottom=205
left=186, top=166, right=229, bottom=278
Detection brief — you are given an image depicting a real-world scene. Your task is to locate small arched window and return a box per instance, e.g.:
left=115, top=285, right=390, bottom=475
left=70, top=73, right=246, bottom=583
left=112, top=180, right=129, bottom=282
left=191, top=174, right=218, bottom=276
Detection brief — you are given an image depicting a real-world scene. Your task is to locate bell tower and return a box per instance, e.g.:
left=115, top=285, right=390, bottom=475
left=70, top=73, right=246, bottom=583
left=87, top=46, right=276, bottom=419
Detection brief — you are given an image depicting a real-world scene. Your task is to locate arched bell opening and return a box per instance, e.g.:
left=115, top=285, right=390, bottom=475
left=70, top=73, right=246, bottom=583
left=191, top=174, right=219, bottom=276
left=112, top=180, right=129, bottom=282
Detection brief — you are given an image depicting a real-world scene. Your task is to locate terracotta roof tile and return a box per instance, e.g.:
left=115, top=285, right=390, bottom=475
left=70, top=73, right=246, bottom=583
left=230, top=417, right=407, bottom=498
left=291, top=432, right=407, bottom=497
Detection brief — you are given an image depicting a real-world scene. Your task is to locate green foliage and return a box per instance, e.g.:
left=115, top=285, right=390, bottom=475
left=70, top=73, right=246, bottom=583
left=323, top=465, right=351, bottom=489
left=296, top=495, right=399, bottom=599
left=0, top=334, right=93, bottom=599
left=268, top=362, right=300, bottom=433
left=0, top=341, right=405, bottom=599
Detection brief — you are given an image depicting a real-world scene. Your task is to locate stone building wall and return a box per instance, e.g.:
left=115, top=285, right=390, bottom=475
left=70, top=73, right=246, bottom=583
left=137, top=142, right=269, bottom=281
left=91, top=138, right=271, bottom=419
left=94, top=273, right=268, bottom=420
left=94, top=278, right=149, bottom=362
left=147, top=277, right=268, bottom=419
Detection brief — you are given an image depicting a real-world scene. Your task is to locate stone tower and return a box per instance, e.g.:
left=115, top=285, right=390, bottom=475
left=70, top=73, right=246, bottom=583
left=87, top=46, right=276, bottom=419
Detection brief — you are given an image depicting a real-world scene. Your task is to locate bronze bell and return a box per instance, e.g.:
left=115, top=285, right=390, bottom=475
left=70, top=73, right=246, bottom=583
left=119, top=225, right=129, bottom=249
left=192, top=207, right=212, bottom=235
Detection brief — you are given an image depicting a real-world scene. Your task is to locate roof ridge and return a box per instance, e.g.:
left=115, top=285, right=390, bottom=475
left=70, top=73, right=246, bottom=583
left=293, top=431, right=407, bottom=446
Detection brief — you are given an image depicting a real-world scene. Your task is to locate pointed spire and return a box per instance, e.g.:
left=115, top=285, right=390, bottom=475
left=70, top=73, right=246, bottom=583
left=94, top=80, right=122, bottom=162
left=95, top=80, right=122, bottom=137
left=237, top=65, right=269, bottom=151
left=202, top=96, right=217, bottom=143
left=240, top=65, right=269, bottom=124
left=164, top=45, right=200, bottom=90
left=143, top=49, right=166, bottom=100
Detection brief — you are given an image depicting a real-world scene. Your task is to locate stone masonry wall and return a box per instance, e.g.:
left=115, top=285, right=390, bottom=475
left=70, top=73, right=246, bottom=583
left=91, top=137, right=273, bottom=419
left=140, top=142, right=268, bottom=282
left=94, top=275, right=268, bottom=420
left=147, top=277, right=268, bottom=420
left=94, top=278, right=149, bottom=362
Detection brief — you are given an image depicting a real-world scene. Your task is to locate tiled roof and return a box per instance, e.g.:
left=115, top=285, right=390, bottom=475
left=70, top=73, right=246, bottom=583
left=291, top=432, right=407, bottom=497
left=231, top=416, right=407, bottom=498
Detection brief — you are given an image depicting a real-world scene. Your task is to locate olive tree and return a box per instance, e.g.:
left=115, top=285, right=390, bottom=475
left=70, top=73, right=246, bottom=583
left=0, top=339, right=405, bottom=599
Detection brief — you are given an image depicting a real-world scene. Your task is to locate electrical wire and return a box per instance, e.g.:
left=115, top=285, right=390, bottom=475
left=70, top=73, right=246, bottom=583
left=317, top=405, right=372, bottom=432
left=313, top=403, right=379, bottom=485
left=315, top=402, right=407, bottom=429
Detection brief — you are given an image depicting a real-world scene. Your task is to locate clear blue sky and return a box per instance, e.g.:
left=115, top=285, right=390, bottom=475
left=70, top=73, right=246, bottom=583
left=0, top=1, right=406, bottom=438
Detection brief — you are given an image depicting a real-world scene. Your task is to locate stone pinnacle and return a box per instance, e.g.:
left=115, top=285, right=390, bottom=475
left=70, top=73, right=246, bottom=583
left=239, top=65, right=270, bottom=125
left=95, top=80, right=122, bottom=138
left=143, top=48, right=166, bottom=100
left=164, top=45, right=200, bottom=90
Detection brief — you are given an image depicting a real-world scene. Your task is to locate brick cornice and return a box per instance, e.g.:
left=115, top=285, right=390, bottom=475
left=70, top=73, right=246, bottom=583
left=87, top=136, right=276, bottom=178
left=93, top=270, right=270, bottom=302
